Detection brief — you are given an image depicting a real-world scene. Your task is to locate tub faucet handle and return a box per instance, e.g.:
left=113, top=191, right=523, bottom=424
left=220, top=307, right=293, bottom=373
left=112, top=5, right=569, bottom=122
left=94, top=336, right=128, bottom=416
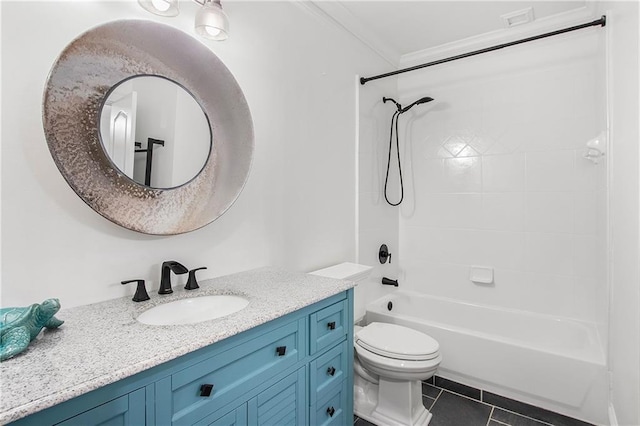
left=379, top=244, right=392, bottom=264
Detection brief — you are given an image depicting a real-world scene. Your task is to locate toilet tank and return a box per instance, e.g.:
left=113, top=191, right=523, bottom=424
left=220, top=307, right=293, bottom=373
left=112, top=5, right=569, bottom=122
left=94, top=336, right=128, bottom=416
left=309, top=262, right=373, bottom=283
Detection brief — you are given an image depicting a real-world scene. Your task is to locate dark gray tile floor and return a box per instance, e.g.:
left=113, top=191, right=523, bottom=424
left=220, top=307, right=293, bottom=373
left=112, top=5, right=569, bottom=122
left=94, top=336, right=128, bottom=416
left=354, top=376, right=594, bottom=426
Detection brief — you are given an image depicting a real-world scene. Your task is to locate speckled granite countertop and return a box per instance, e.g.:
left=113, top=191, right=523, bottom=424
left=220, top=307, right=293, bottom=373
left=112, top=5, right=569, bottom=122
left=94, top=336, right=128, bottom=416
left=0, top=267, right=355, bottom=424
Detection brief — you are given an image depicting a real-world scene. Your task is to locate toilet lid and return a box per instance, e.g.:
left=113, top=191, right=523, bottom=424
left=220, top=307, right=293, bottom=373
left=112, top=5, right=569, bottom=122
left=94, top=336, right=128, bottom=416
left=356, top=322, right=440, bottom=361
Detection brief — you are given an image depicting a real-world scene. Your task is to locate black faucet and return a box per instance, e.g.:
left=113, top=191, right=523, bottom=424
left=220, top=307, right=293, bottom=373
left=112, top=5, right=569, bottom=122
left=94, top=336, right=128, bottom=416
left=158, top=261, right=188, bottom=295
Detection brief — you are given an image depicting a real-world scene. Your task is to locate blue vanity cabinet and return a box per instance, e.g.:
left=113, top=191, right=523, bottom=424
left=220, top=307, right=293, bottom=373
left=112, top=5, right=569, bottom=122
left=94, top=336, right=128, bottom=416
left=9, top=289, right=353, bottom=426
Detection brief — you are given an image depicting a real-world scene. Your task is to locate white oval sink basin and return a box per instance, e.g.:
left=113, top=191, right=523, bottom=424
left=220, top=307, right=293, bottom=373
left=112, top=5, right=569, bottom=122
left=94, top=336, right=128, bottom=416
left=137, top=295, right=249, bottom=326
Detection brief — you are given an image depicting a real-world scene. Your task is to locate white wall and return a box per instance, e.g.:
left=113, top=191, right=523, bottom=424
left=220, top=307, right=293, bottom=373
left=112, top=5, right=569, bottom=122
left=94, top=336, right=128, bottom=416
left=172, top=87, right=210, bottom=187
left=598, top=2, right=640, bottom=425
left=0, top=1, right=389, bottom=308
left=133, top=77, right=178, bottom=187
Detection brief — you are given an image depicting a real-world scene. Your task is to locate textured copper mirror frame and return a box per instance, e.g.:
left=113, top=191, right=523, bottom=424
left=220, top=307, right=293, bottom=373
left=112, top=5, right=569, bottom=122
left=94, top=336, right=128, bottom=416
left=43, top=20, right=254, bottom=235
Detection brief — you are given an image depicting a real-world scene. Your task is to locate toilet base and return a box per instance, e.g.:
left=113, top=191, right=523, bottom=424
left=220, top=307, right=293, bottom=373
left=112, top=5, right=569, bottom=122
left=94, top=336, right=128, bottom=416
left=354, top=373, right=432, bottom=426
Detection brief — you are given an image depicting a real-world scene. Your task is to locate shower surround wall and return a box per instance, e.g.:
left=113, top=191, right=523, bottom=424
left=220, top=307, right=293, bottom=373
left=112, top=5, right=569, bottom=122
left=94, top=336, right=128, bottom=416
left=358, top=25, right=608, bottom=424
left=396, top=30, right=607, bottom=331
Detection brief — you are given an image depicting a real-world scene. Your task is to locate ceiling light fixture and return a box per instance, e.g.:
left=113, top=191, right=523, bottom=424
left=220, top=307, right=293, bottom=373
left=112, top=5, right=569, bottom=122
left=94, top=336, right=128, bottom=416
left=194, top=0, right=229, bottom=41
left=137, top=0, right=229, bottom=41
left=137, top=0, right=179, bottom=17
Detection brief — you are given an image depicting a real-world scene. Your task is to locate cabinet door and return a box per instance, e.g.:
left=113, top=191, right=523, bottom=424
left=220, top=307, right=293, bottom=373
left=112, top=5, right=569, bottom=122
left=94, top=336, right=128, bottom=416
left=55, top=388, right=145, bottom=426
left=248, top=367, right=306, bottom=426
left=194, top=404, right=247, bottom=426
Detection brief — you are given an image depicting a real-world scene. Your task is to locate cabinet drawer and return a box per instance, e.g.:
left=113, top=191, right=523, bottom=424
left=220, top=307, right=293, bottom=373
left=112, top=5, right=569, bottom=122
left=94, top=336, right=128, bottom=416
left=159, top=319, right=304, bottom=425
left=309, top=340, right=348, bottom=406
left=310, top=380, right=347, bottom=426
left=310, top=299, right=347, bottom=355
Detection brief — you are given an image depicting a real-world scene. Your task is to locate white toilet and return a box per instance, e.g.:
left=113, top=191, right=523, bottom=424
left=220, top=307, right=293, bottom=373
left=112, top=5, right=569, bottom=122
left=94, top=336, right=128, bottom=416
left=354, top=322, right=441, bottom=426
left=310, top=263, right=442, bottom=426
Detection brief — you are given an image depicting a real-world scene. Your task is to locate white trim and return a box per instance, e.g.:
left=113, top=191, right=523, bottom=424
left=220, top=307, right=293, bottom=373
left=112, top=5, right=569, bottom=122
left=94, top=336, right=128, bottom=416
left=604, top=10, right=615, bottom=422
left=293, top=1, right=398, bottom=67
left=355, top=74, right=361, bottom=264
left=609, top=402, right=619, bottom=426
left=400, top=4, right=598, bottom=67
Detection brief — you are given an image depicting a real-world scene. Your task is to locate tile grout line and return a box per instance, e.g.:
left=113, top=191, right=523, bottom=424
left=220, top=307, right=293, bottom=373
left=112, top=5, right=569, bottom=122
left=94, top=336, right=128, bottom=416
left=485, top=406, right=496, bottom=426
left=489, top=406, right=555, bottom=426
left=430, top=386, right=493, bottom=408
left=429, top=388, right=444, bottom=411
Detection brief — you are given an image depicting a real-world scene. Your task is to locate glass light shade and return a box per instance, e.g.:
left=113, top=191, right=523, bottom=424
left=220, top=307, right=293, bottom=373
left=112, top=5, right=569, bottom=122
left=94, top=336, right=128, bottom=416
left=137, top=0, right=179, bottom=17
left=195, top=0, right=229, bottom=41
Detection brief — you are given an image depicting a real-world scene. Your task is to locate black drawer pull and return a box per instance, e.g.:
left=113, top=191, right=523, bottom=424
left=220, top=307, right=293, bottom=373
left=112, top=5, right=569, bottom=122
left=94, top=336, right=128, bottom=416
left=200, top=384, right=214, bottom=397
left=327, top=366, right=336, bottom=376
left=276, top=346, right=287, bottom=356
left=327, top=321, right=336, bottom=330
left=327, top=406, right=336, bottom=417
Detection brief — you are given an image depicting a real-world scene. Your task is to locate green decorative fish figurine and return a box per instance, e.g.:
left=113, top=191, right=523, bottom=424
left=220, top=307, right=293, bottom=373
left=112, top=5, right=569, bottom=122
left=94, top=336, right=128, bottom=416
left=0, top=298, right=64, bottom=361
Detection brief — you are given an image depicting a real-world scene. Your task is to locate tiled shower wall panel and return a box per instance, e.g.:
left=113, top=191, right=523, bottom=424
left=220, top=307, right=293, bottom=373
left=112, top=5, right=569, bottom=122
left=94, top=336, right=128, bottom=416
left=395, top=30, right=607, bottom=325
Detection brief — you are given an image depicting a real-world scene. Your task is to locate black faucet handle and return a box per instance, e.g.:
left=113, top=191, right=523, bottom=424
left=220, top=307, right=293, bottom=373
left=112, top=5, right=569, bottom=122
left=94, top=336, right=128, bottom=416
left=379, top=244, right=392, bottom=264
left=121, top=279, right=150, bottom=302
left=185, top=267, right=207, bottom=290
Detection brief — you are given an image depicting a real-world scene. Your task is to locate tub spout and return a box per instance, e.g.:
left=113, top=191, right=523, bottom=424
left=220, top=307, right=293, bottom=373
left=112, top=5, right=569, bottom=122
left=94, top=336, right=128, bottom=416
left=382, top=277, right=399, bottom=287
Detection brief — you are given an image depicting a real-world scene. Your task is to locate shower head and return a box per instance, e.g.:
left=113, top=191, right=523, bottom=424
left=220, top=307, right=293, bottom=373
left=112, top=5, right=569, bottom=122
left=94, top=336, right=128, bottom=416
left=400, top=96, right=434, bottom=113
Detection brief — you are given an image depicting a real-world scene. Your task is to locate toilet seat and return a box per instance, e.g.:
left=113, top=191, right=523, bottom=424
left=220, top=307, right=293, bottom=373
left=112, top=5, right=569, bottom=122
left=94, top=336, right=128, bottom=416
left=355, top=343, right=442, bottom=376
left=356, top=322, right=440, bottom=361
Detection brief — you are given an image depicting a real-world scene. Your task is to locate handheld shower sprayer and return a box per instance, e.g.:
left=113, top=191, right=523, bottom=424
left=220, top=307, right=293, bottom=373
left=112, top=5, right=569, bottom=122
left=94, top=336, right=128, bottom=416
left=382, top=95, right=434, bottom=206
left=382, top=96, right=434, bottom=114
left=400, top=96, right=434, bottom=113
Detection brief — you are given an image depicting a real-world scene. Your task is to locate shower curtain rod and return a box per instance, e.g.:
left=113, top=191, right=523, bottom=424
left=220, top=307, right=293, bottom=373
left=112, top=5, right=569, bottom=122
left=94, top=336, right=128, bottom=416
left=360, top=15, right=606, bottom=85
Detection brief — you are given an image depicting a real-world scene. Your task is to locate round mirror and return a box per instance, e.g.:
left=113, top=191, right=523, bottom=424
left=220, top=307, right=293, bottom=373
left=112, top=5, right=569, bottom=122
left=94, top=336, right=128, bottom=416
left=42, top=20, right=254, bottom=235
left=99, top=76, right=211, bottom=189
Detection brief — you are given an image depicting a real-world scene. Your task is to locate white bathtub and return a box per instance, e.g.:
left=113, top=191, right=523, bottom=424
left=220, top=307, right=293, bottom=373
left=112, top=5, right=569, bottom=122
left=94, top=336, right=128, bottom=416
left=365, top=290, right=608, bottom=423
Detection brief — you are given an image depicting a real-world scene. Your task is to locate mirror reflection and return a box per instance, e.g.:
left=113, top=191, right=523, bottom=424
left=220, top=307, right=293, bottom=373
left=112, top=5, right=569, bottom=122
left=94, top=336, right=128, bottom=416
left=99, top=75, right=211, bottom=189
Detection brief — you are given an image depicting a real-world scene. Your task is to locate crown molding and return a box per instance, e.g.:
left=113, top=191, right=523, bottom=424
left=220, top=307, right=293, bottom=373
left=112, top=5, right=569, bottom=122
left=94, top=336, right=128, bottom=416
left=400, top=3, right=598, bottom=68
left=292, top=1, right=399, bottom=67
